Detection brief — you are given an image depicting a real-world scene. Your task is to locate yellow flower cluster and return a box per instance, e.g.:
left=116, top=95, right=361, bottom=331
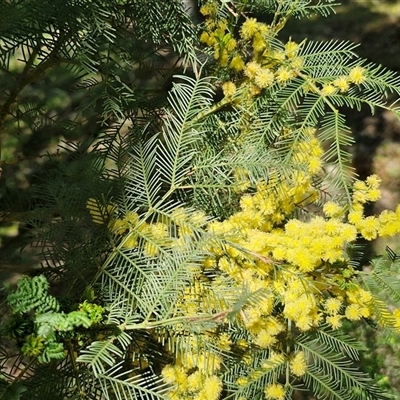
left=162, top=364, right=222, bottom=400
left=199, top=2, right=304, bottom=98
left=161, top=332, right=225, bottom=400
left=86, top=200, right=209, bottom=258
left=316, top=65, right=367, bottom=97
left=346, top=175, right=400, bottom=240
left=204, top=169, right=400, bottom=334
left=239, top=38, right=301, bottom=90
left=199, top=1, right=218, bottom=17
left=290, top=351, right=307, bottom=377
left=264, top=383, right=286, bottom=400
left=199, top=14, right=237, bottom=67
left=159, top=169, right=400, bottom=396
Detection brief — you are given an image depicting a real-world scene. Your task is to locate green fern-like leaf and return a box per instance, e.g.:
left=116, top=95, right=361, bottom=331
left=7, top=276, right=60, bottom=315
left=77, top=339, right=124, bottom=377
left=298, top=334, right=387, bottom=400
left=97, top=364, right=169, bottom=400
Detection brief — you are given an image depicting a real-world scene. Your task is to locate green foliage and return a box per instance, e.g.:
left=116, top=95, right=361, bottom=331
left=6, top=275, right=60, bottom=314
left=4, top=276, right=105, bottom=364
left=1, top=1, right=400, bottom=400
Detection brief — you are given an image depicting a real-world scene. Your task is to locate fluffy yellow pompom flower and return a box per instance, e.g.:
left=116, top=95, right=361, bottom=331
left=290, top=56, right=304, bottom=70
left=357, top=289, right=373, bottom=303
left=253, top=33, right=267, bottom=52
left=222, top=81, right=236, bottom=97
left=321, top=84, right=337, bottom=96
left=284, top=40, right=299, bottom=58
left=366, top=174, right=381, bottom=188
left=254, top=68, right=275, bottom=88
left=217, top=333, right=232, bottom=351
left=109, top=218, right=129, bottom=234
left=358, top=216, right=379, bottom=241
left=236, top=376, right=248, bottom=387
left=161, top=365, right=176, bottom=384
left=225, top=37, right=237, bottom=52
left=187, top=371, right=202, bottom=391
left=307, top=156, right=322, bottom=174
left=122, top=232, right=138, bottom=248
left=230, top=55, right=245, bottom=71
left=200, top=2, right=218, bottom=16
left=323, top=201, right=344, bottom=218
left=240, top=18, right=259, bottom=39
left=290, top=351, right=307, bottom=377
left=296, top=314, right=314, bottom=331
left=244, top=61, right=262, bottom=79
left=348, top=65, right=367, bottom=84
left=324, top=297, right=342, bottom=314
left=264, top=383, right=286, bottom=400
left=352, top=190, right=368, bottom=204
left=333, top=76, right=350, bottom=92
left=203, top=376, right=223, bottom=400
left=326, top=314, right=342, bottom=329
left=271, top=49, right=286, bottom=62
left=345, top=304, right=363, bottom=321
left=275, top=66, right=295, bottom=83
left=367, top=188, right=381, bottom=202
left=378, top=210, right=400, bottom=236
left=162, top=365, right=188, bottom=388
left=348, top=208, right=363, bottom=225
left=200, top=31, right=211, bottom=45
left=255, top=330, right=278, bottom=348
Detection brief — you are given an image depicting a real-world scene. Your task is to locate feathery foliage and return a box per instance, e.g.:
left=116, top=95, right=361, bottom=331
left=2, top=1, right=400, bottom=400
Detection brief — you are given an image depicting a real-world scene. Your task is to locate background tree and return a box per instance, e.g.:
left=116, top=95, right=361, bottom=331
left=1, top=1, right=400, bottom=400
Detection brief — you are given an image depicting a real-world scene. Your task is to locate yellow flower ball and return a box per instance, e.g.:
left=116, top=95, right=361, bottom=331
left=348, top=65, right=367, bottom=84
left=240, top=18, right=259, bottom=40
left=264, top=383, right=286, bottom=400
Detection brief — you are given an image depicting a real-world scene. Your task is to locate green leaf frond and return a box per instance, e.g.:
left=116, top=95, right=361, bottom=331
left=253, top=79, right=356, bottom=199
left=318, top=111, right=355, bottom=200
left=126, top=135, right=162, bottom=211
left=77, top=339, right=124, bottom=377
left=126, top=0, right=199, bottom=66
left=292, top=0, right=338, bottom=18
left=7, top=275, right=60, bottom=315
left=300, top=40, right=360, bottom=73
left=243, top=0, right=338, bottom=19
left=0, top=0, right=200, bottom=155
left=97, top=221, right=210, bottom=323
left=157, top=74, right=216, bottom=191
left=362, top=61, right=400, bottom=97
left=363, top=258, right=400, bottom=303
left=314, top=326, right=367, bottom=361
left=15, top=148, right=112, bottom=291
left=186, top=147, right=278, bottom=216
left=359, top=257, right=400, bottom=328
left=298, top=334, right=387, bottom=400
left=0, top=346, right=103, bottom=400
left=97, top=364, right=169, bottom=400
